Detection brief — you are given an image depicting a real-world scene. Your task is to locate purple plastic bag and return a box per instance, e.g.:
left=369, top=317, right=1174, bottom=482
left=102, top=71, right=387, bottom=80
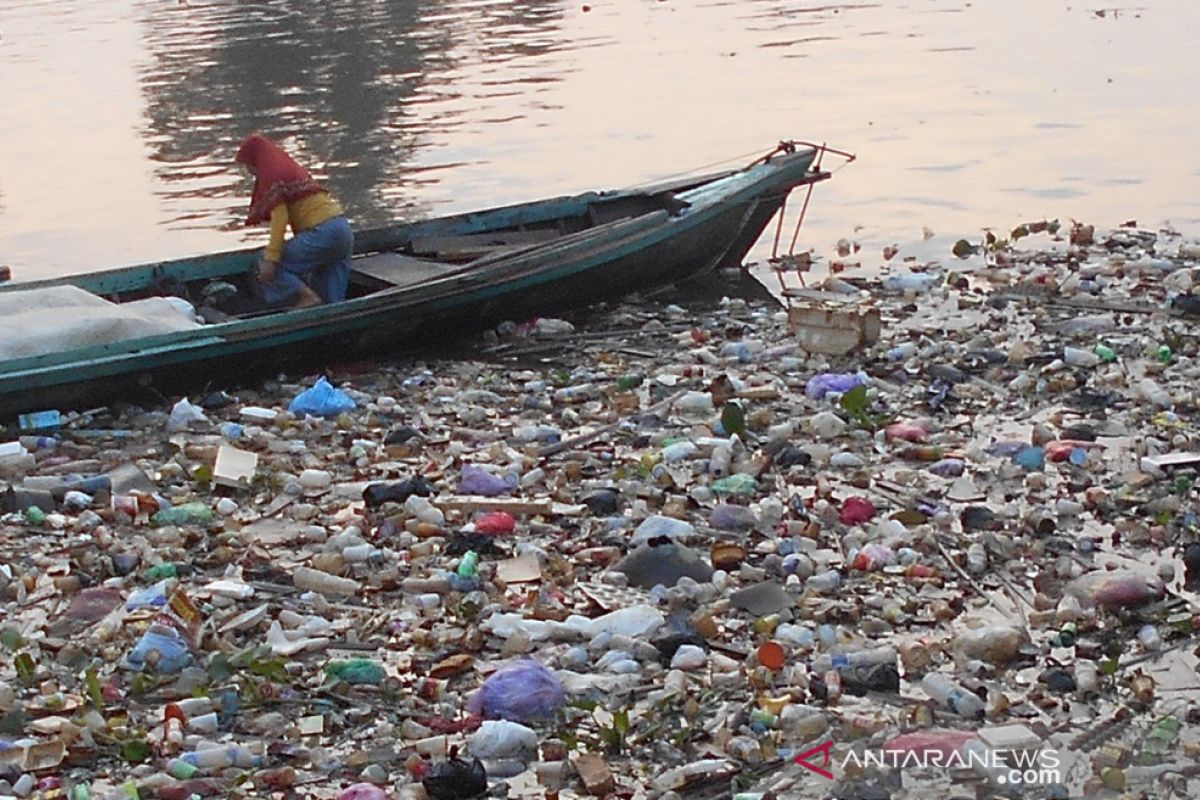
left=460, top=464, right=515, bottom=496
left=710, top=504, right=758, bottom=531
left=337, top=784, right=390, bottom=800
left=469, top=660, right=565, bottom=722
left=805, top=372, right=868, bottom=400
left=928, top=458, right=965, bottom=478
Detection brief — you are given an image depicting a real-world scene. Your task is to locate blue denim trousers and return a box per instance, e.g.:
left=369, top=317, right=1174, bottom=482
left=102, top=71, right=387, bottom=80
left=263, top=215, right=353, bottom=306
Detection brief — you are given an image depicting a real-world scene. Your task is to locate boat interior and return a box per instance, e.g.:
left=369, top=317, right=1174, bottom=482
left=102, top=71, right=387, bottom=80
left=127, top=181, right=707, bottom=327
left=0, top=171, right=724, bottom=368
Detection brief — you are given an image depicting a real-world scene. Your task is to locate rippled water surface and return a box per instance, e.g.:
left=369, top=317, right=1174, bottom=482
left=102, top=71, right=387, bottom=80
left=2, top=0, right=1199, bottom=278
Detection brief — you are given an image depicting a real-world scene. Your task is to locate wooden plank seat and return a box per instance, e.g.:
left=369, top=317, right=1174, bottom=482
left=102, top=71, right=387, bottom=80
left=408, top=228, right=563, bottom=262
left=350, top=252, right=462, bottom=290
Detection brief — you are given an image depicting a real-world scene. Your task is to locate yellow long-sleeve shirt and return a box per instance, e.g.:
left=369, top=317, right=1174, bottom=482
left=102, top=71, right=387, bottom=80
left=265, top=192, right=345, bottom=263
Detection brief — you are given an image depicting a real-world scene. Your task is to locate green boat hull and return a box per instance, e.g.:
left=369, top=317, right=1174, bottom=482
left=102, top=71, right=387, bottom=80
left=0, top=144, right=829, bottom=416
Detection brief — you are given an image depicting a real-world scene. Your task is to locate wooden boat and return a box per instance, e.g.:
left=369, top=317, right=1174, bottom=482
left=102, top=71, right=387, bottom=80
left=0, top=141, right=837, bottom=416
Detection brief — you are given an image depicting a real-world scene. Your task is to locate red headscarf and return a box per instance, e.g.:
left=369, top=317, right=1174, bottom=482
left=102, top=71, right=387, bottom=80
left=236, top=133, right=326, bottom=226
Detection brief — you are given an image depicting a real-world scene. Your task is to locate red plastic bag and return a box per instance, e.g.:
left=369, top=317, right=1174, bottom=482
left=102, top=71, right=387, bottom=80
left=475, top=511, right=516, bottom=535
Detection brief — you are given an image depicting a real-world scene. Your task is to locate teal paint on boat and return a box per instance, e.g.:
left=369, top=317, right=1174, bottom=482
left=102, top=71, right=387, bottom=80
left=0, top=142, right=837, bottom=416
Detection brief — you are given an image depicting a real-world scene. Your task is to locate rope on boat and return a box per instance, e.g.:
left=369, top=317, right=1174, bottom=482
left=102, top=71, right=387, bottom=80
left=766, top=141, right=856, bottom=292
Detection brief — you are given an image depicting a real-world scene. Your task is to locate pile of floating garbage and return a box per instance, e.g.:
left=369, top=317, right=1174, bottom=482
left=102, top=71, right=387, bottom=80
left=1, top=220, right=1199, bottom=800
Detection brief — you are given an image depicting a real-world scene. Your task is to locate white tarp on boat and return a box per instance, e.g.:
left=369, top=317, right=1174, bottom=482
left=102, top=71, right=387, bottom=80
left=0, top=285, right=202, bottom=362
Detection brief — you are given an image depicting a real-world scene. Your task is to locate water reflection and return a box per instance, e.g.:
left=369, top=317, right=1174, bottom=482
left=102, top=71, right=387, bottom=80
left=134, top=0, right=574, bottom=241
left=3, top=0, right=1199, bottom=279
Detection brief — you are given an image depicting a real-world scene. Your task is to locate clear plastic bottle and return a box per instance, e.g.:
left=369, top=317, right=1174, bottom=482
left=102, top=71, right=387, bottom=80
left=851, top=544, right=896, bottom=572
left=778, top=704, right=829, bottom=739
left=966, top=543, right=988, bottom=575
left=1137, top=378, right=1173, bottom=408
left=292, top=566, right=360, bottom=597
left=709, top=445, right=732, bottom=477
left=1063, top=346, right=1101, bottom=367
left=1075, top=660, right=1099, bottom=697
left=175, top=744, right=261, bottom=771
left=886, top=342, right=919, bottom=361
left=812, top=646, right=897, bottom=673
left=921, top=673, right=985, bottom=719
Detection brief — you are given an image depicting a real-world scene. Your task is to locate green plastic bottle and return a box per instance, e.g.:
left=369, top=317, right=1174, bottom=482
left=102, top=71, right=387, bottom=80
left=457, top=550, right=480, bottom=577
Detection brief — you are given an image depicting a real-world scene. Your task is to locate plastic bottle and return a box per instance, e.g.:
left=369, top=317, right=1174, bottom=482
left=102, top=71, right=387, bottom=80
left=673, top=391, right=714, bottom=415
left=965, top=543, right=988, bottom=575
left=952, top=624, right=1027, bottom=665
left=1063, top=346, right=1101, bottom=367
left=292, top=567, right=361, bottom=597
left=778, top=705, right=829, bottom=740
left=1075, top=660, right=1099, bottom=698
left=341, top=543, right=378, bottom=563
left=883, top=272, right=939, bottom=293
left=174, top=744, right=261, bottom=771
left=821, top=669, right=843, bottom=703
left=17, top=435, right=57, bottom=451
left=709, top=445, right=732, bottom=477
left=661, top=440, right=698, bottom=462
left=851, top=544, right=896, bottom=571
left=812, top=646, right=897, bottom=673
left=457, top=551, right=480, bottom=577
left=1137, top=378, right=1173, bottom=408
left=886, top=342, right=918, bottom=361
left=921, top=673, right=985, bottom=719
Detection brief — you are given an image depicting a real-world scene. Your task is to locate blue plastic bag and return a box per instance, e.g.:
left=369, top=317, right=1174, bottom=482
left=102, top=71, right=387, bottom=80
left=289, top=377, right=356, bottom=417
left=124, top=624, right=192, bottom=674
left=469, top=660, right=565, bottom=722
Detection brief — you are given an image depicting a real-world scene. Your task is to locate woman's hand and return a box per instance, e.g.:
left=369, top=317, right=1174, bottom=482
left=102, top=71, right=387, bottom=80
left=256, top=257, right=278, bottom=285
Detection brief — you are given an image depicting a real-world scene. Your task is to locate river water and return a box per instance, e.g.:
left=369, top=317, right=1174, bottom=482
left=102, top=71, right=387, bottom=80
left=2, top=0, right=1199, bottom=281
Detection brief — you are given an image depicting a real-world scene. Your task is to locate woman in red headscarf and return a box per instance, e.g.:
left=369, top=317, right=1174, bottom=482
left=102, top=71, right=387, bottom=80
left=236, top=133, right=353, bottom=309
